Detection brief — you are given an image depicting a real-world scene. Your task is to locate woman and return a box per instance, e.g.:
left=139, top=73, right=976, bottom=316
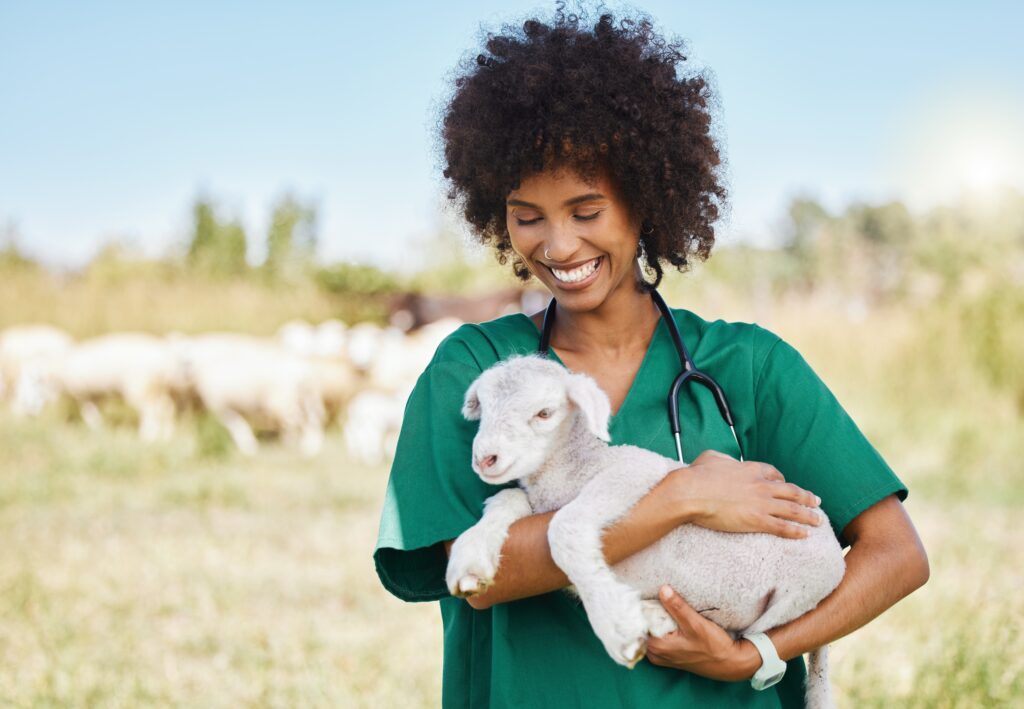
left=374, top=8, right=928, bottom=707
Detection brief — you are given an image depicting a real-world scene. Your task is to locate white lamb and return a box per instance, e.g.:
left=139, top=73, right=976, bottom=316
left=0, top=324, right=74, bottom=413
left=174, top=334, right=325, bottom=457
left=22, top=333, right=183, bottom=440
left=445, top=355, right=845, bottom=709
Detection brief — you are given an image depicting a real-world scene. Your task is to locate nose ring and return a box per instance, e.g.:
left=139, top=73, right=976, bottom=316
left=544, top=247, right=551, bottom=260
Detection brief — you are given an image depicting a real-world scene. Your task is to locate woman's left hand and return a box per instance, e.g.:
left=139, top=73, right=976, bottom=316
left=646, top=586, right=760, bottom=682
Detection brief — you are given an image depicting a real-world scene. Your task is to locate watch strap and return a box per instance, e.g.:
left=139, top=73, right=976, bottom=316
left=742, top=632, right=787, bottom=691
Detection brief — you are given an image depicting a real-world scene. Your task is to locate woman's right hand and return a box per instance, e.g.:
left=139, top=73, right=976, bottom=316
left=672, top=450, right=824, bottom=539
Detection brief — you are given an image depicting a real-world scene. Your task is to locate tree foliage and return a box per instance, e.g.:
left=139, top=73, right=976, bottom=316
left=263, top=195, right=317, bottom=282
left=185, top=197, right=248, bottom=276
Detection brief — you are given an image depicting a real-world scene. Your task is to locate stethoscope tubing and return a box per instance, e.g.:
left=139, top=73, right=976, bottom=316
left=538, top=289, right=744, bottom=463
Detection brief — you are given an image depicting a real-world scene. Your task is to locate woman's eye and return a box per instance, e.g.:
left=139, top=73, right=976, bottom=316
left=515, top=216, right=543, bottom=226
left=534, top=408, right=552, bottom=420
left=574, top=211, right=602, bottom=222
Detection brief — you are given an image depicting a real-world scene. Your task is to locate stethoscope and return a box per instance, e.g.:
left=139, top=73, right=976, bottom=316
left=537, top=288, right=744, bottom=464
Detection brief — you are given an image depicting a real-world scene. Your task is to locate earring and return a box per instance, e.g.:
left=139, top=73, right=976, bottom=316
left=641, top=221, right=655, bottom=235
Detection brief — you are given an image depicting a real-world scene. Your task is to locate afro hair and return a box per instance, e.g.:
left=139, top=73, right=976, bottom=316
left=439, top=4, right=729, bottom=287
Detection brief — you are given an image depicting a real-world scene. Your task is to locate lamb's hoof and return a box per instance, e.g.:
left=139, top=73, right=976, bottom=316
left=623, top=639, right=646, bottom=669
left=452, top=575, right=490, bottom=598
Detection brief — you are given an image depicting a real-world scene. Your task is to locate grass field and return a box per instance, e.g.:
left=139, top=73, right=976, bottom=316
left=1, top=271, right=1022, bottom=707
left=0, top=404, right=1020, bottom=707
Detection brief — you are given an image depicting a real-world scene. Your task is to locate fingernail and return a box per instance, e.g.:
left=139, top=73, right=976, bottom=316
left=815, top=495, right=822, bottom=506
left=660, top=585, right=674, bottom=599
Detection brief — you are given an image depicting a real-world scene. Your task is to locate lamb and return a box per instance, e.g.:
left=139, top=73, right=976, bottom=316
left=0, top=324, right=74, bottom=414
left=445, top=355, right=845, bottom=709
left=24, top=333, right=183, bottom=440
left=174, top=334, right=325, bottom=457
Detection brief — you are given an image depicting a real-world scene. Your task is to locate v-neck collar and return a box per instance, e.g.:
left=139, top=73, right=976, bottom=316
left=516, top=312, right=668, bottom=425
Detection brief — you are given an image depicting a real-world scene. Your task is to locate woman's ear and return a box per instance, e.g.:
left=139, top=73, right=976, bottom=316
left=462, top=379, right=482, bottom=421
left=565, top=373, right=611, bottom=441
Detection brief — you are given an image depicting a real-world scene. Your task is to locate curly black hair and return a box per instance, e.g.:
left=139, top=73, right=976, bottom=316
left=440, top=4, right=728, bottom=288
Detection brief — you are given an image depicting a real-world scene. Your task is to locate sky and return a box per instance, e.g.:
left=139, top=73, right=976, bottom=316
left=1, top=1, right=1023, bottom=271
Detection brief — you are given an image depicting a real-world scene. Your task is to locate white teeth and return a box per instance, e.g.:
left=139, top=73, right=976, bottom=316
left=551, top=258, right=600, bottom=283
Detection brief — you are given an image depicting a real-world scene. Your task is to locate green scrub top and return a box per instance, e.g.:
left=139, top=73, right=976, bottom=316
left=374, top=308, right=908, bottom=709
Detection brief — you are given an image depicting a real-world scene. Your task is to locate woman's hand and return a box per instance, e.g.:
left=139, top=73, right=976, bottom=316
left=646, top=586, right=760, bottom=681
left=672, top=450, right=823, bottom=539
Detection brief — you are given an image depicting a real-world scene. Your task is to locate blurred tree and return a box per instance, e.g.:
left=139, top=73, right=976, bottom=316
left=186, top=196, right=248, bottom=277
left=780, top=197, right=830, bottom=289
left=846, top=200, right=915, bottom=300
left=263, top=195, right=317, bottom=282
left=0, top=221, right=38, bottom=272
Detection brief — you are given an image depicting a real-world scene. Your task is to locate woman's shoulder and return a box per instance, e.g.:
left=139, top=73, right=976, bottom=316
left=668, top=306, right=782, bottom=360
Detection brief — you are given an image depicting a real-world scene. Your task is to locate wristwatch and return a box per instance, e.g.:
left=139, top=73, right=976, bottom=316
left=741, top=632, right=787, bottom=690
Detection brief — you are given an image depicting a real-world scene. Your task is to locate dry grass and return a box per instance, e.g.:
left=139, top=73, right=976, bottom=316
left=0, top=269, right=347, bottom=338
left=1, top=271, right=1022, bottom=706
left=0, top=418, right=442, bottom=708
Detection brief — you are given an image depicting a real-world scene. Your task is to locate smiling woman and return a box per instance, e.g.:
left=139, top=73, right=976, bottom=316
left=374, top=6, right=928, bottom=709
left=439, top=9, right=726, bottom=289
left=506, top=170, right=640, bottom=308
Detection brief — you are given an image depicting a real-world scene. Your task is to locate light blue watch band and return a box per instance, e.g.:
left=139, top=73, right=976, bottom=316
left=742, top=632, right=787, bottom=690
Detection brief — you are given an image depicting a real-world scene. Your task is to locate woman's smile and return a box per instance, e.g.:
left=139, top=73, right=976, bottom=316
left=547, top=256, right=603, bottom=288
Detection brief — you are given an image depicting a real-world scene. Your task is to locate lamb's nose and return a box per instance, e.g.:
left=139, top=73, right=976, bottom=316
left=477, top=454, right=498, bottom=471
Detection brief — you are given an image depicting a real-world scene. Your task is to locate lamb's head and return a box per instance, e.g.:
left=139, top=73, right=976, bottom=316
left=462, top=355, right=611, bottom=484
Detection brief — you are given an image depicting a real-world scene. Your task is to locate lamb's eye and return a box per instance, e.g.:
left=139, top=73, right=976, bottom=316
left=535, top=408, right=552, bottom=420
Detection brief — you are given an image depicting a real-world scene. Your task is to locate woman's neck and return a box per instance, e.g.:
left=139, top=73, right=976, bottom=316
left=551, top=282, right=661, bottom=357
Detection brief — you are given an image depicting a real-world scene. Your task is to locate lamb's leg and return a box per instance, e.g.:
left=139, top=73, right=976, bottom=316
left=804, top=645, right=833, bottom=709
left=216, top=409, right=259, bottom=456
left=548, top=461, right=674, bottom=667
left=80, top=400, right=103, bottom=430
left=641, top=599, right=678, bottom=638
left=445, top=488, right=532, bottom=598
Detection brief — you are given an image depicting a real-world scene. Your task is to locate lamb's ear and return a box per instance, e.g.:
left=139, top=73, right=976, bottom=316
left=462, top=379, right=482, bottom=421
left=565, top=373, right=611, bottom=442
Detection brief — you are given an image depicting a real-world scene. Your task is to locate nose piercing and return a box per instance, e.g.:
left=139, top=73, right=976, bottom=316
left=544, top=247, right=551, bottom=260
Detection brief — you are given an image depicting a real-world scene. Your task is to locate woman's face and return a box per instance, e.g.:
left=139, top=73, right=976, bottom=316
left=506, top=168, right=642, bottom=312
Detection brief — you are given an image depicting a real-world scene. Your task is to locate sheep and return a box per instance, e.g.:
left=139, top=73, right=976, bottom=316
left=175, top=333, right=325, bottom=457
left=276, top=320, right=359, bottom=426
left=23, top=333, right=183, bottom=440
left=347, top=318, right=463, bottom=394
left=342, top=386, right=408, bottom=466
left=0, top=324, right=74, bottom=413
left=445, top=355, right=845, bottom=709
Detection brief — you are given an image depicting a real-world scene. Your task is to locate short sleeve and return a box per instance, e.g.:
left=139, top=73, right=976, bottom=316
left=752, top=332, right=908, bottom=541
left=373, top=330, right=504, bottom=602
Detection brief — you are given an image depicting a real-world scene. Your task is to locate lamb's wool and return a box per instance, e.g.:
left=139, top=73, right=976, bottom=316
left=446, top=355, right=844, bottom=709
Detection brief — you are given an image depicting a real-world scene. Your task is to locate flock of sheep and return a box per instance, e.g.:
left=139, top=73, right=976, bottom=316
left=0, top=318, right=464, bottom=462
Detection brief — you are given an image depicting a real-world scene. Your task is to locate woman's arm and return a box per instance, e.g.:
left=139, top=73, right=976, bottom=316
left=446, top=450, right=824, bottom=610
left=645, top=494, right=929, bottom=680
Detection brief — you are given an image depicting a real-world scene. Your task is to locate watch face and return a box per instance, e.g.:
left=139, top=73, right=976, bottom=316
left=752, top=669, right=786, bottom=691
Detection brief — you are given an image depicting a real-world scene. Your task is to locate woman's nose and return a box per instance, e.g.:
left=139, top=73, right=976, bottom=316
left=542, top=222, right=578, bottom=262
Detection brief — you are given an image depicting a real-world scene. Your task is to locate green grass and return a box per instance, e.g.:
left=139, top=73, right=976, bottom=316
left=0, top=415, right=443, bottom=708
left=1, top=272, right=1022, bottom=706
left=0, top=407, right=1021, bottom=707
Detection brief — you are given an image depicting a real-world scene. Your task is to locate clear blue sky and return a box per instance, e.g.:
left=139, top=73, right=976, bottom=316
left=2, top=1, right=1022, bottom=270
